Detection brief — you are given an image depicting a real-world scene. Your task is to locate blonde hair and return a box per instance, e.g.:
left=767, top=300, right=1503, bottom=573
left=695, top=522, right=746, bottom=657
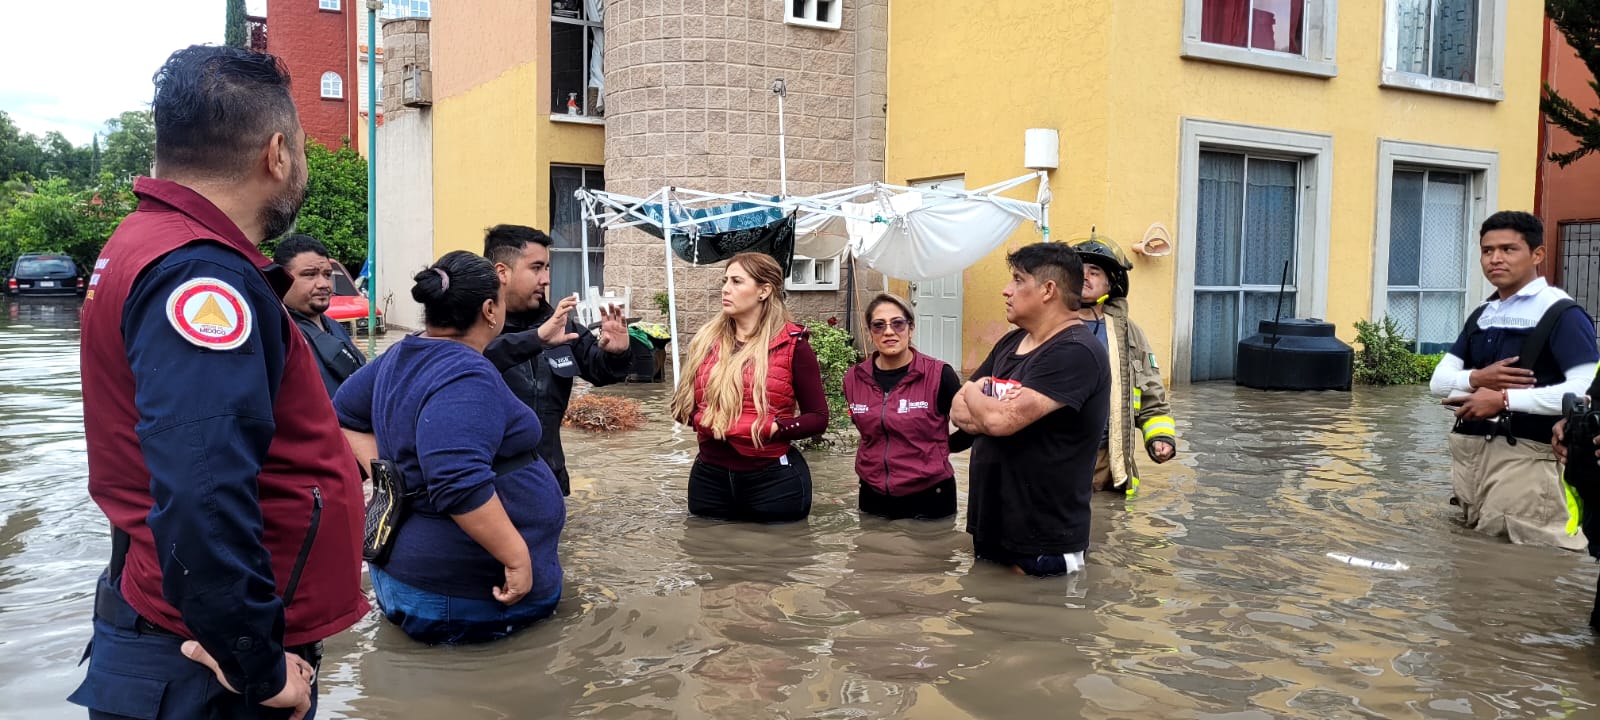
left=669, top=253, right=793, bottom=446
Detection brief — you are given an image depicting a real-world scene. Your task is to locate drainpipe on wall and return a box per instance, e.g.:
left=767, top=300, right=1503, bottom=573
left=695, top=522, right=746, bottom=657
left=366, top=0, right=382, bottom=356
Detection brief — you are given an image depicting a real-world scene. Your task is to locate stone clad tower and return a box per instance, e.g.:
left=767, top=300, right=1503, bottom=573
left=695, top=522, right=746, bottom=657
left=601, top=0, right=888, bottom=332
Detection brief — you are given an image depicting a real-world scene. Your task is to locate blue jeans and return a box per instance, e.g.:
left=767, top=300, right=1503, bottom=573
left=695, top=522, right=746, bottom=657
left=369, top=565, right=560, bottom=645
left=69, top=572, right=319, bottom=719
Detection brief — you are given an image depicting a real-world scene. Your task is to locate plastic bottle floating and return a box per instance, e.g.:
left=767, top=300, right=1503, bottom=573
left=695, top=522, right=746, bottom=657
left=1326, top=552, right=1409, bottom=572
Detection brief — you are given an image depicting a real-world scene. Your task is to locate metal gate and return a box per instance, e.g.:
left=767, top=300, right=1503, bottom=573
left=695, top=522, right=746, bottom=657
left=1559, top=221, right=1600, bottom=331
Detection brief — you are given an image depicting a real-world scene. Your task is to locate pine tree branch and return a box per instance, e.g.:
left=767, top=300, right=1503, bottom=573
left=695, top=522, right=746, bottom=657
left=1542, top=0, right=1600, bottom=166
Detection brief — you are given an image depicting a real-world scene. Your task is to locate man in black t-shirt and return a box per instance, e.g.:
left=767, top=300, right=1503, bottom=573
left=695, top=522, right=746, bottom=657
left=951, top=243, right=1111, bottom=576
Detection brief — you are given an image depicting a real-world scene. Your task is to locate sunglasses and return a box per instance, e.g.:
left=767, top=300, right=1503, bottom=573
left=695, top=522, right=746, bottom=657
left=870, top=318, right=910, bottom=334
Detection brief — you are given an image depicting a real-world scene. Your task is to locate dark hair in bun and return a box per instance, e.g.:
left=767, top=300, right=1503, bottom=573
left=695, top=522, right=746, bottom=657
left=411, top=250, right=500, bottom=332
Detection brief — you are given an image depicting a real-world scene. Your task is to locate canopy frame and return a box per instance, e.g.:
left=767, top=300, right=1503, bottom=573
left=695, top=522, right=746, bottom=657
left=575, top=171, right=1052, bottom=388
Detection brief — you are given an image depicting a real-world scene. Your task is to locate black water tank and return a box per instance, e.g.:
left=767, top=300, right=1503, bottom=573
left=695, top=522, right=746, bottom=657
left=1235, top=318, right=1353, bottom=391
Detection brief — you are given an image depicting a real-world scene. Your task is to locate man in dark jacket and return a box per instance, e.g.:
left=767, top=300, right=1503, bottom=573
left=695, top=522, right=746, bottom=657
left=274, top=234, right=365, bottom=397
left=482, top=224, right=631, bottom=495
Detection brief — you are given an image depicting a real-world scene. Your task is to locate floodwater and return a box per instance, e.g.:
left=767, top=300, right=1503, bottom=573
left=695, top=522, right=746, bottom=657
left=4, top=296, right=1600, bottom=719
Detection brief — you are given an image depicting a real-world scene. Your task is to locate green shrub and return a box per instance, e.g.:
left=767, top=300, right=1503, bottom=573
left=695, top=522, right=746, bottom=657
left=1412, top=352, right=1444, bottom=383
left=806, top=319, right=862, bottom=432
left=1353, top=316, right=1431, bottom=385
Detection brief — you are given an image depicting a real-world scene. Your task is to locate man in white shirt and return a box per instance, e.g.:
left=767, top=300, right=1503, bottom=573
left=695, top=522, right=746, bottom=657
left=1431, top=211, right=1598, bottom=551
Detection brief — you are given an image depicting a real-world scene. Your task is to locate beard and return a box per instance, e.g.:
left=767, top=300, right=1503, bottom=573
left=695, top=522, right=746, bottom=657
left=260, top=164, right=308, bottom=243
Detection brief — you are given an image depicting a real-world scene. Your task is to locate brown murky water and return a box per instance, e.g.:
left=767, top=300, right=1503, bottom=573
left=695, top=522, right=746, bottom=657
left=5, top=296, right=1600, bottom=719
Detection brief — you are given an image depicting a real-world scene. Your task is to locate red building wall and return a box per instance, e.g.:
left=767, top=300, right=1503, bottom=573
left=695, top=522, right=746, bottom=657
left=266, top=0, right=358, bottom=151
left=1538, top=19, right=1600, bottom=270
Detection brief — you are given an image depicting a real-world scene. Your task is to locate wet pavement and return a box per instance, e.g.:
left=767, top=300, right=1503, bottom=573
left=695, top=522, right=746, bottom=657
left=4, top=296, right=1600, bottom=719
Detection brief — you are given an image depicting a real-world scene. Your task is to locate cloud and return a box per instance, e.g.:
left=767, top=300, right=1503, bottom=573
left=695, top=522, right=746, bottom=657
left=0, top=0, right=224, bottom=144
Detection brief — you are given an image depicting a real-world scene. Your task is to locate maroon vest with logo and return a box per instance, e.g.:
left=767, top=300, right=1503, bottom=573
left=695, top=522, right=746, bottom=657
left=843, top=350, right=954, bottom=495
left=81, top=178, right=368, bottom=645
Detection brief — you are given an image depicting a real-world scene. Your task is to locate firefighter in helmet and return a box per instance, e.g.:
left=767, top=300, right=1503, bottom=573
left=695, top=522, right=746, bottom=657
left=1069, top=232, right=1178, bottom=494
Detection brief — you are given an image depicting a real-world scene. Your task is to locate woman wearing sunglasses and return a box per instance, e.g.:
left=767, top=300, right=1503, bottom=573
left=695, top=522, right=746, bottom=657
left=842, top=293, right=968, bottom=520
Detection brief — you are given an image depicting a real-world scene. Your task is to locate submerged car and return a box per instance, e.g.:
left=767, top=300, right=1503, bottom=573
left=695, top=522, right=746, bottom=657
left=7, top=254, right=85, bottom=297
left=326, top=259, right=385, bottom=335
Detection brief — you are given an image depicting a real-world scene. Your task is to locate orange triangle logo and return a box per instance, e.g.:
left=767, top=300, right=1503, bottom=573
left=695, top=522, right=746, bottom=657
left=190, top=294, right=233, bottom=329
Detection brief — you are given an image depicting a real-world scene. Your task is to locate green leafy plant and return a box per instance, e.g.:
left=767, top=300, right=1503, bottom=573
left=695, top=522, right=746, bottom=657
left=653, top=291, right=671, bottom=320
left=0, top=174, right=135, bottom=273
left=1353, top=316, right=1431, bottom=385
left=806, top=319, right=862, bottom=433
left=1412, top=352, right=1444, bottom=383
left=280, top=139, right=368, bottom=270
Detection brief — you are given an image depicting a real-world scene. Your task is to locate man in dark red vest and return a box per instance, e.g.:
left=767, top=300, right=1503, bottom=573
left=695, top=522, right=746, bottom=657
left=70, top=45, right=368, bottom=720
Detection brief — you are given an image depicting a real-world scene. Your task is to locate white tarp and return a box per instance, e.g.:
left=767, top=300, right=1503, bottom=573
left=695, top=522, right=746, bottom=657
left=842, top=188, right=1044, bottom=282
left=576, top=173, right=1050, bottom=386
left=795, top=213, right=849, bottom=259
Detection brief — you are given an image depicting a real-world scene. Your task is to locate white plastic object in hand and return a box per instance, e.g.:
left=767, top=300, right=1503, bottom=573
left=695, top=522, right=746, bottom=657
left=575, top=285, right=631, bottom=328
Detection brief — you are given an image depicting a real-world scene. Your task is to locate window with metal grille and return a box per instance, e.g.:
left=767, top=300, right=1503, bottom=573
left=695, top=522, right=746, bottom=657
left=1560, top=222, right=1600, bottom=331
left=1386, top=169, right=1470, bottom=354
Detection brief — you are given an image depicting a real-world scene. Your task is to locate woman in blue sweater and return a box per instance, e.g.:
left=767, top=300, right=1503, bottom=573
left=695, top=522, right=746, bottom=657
left=334, top=251, right=566, bottom=645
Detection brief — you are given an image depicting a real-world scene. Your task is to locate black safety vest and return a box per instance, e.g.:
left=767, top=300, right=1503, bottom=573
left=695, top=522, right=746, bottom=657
left=1453, top=297, right=1579, bottom=443
left=292, top=312, right=365, bottom=396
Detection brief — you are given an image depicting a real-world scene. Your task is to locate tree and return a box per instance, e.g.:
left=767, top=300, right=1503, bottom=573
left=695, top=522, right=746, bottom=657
left=226, top=0, right=248, bottom=49
left=1543, top=0, right=1600, bottom=167
left=0, top=111, right=47, bottom=182
left=0, top=175, right=134, bottom=274
left=275, top=139, right=369, bottom=270
left=102, top=110, right=155, bottom=181
left=39, top=132, right=93, bottom=185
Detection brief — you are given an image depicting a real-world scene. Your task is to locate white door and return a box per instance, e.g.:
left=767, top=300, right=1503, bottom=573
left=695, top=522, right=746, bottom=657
left=909, top=176, right=965, bottom=370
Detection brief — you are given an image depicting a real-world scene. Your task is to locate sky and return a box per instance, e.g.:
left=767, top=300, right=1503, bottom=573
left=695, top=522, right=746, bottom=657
left=0, top=1, right=268, bottom=145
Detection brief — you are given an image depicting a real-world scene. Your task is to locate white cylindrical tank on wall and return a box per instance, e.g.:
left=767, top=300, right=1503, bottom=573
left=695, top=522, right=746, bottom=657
left=1024, top=128, right=1059, bottom=170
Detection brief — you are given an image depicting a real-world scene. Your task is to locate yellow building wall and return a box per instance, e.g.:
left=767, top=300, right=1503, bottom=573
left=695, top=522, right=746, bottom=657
left=355, top=119, right=369, bottom=161
left=887, top=0, right=1543, bottom=378
left=429, top=1, right=604, bottom=259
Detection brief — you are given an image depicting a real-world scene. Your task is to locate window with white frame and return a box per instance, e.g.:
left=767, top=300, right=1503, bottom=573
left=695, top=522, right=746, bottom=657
left=1369, top=140, right=1497, bottom=357
left=1385, top=169, right=1471, bottom=353
left=549, top=165, right=606, bottom=299
left=319, top=0, right=340, bottom=10
left=1382, top=0, right=1505, bottom=101
left=1181, top=0, right=1338, bottom=77
left=1176, top=119, right=1333, bottom=384
left=320, top=72, right=343, bottom=99
left=381, top=0, right=430, bottom=18
left=1191, top=151, right=1303, bottom=382
left=787, top=255, right=842, bottom=292
left=552, top=0, right=604, bottom=118
left=786, top=0, right=842, bottom=30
